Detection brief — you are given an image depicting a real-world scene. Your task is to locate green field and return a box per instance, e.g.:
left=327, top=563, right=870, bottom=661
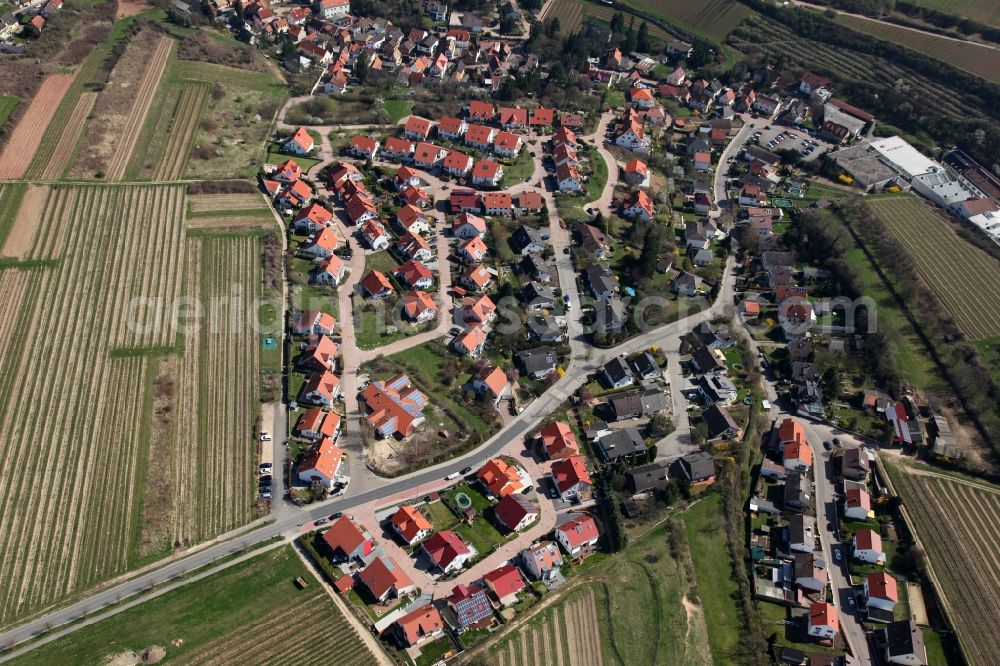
left=617, top=0, right=752, bottom=41
left=548, top=0, right=672, bottom=43
left=868, top=195, right=1000, bottom=341
left=0, top=95, right=18, bottom=129
left=383, top=99, right=414, bottom=123
left=836, top=14, right=1000, bottom=83
left=6, top=546, right=378, bottom=666
left=682, top=494, right=743, bottom=665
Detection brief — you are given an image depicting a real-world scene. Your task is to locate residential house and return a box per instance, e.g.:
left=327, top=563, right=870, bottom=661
left=493, top=131, right=523, bottom=157
left=679, top=451, right=717, bottom=486
left=357, top=555, right=416, bottom=606
left=585, top=264, right=618, bottom=300
left=483, top=564, right=526, bottom=607
left=293, top=309, right=336, bottom=336
left=452, top=211, right=487, bottom=238
left=295, top=408, right=341, bottom=441
left=452, top=324, right=487, bottom=357
left=794, top=551, right=828, bottom=593
left=322, top=516, right=374, bottom=562
left=550, top=455, right=591, bottom=501
left=627, top=462, right=669, bottom=494
left=884, top=621, right=926, bottom=666
left=608, top=389, right=669, bottom=421
left=622, top=159, right=648, bottom=186
left=443, top=149, right=475, bottom=177
left=460, top=263, right=492, bottom=291
left=852, top=528, right=885, bottom=565
left=421, top=530, right=476, bottom=573
left=471, top=159, right=504, bottom=187
left=516, top=346, right=558, bottom=379
left=446, top=583, right=493, bottom=629
left=403, top=115, right=433, bottom=141
left=348, top=135, right=380, bottom=161
left=844, top=487, right=872, bottom=521
left=470, top=365, right=509, bottom=403
left=510, top=225, right=545, bottom=256
left=788, top=514, right=816, bottom=554
left=494, top=493, right=538, bottom=533
left=476, top=458, right=526, bottom=498
left=467, top=100, right=495, bottom=122
left=298, top=335, right=338, bottom=372
left=437, top=115, right=468, bottom=141
left=555, top=514, right=599, bottom=558
left=520, top=254, right=551, bottom=283
left=360, top=374, right=427, bottom=439
left=395, top=260, right=433, bottom=291
left=464, top=123, right=497, bottom=150
left=865, top=572, right=898, bottom=614
left=300, top=228, right=339, bottom=259
left=461, top=294, right=496, bottom=325
left=297, top=436, right=342, bottom=489
left=601, top=356, right=633, bottom=389
left=389, top=505, right=432, bottom=546
left=396, top=231, right=433, bottom=262
left=277, top=179, right=314, bottom=209
left=784, top=471, right=812, bottom=511
left=360, top=269, right=394, bottom=299
left=579, top=223, right=610, bottom=258
left=703, top=404, right=743, bottom=440
left=283, top=127, right=315, bottom=155
left=400, top=291, right=438, bottom=322
left=315, top=0, right=350, bottom=18
left=622, top=190, right=654, bottom=221
left=383, top=137, right=414, bottom=161
left=555, top=162, right=583, bottom=192
left=693, top=191, right=714, bottom=214
left=841, top=448, right=870, bottom=482
left=538, top=421, right=579, bottom=459
left=520, top=541, right=563, bottom=580
left=594, top=427, right=646, bottom=462
left=392, top=604, right=444, bottom=648
left=413, top=142, right=447, bottom=169
left=302, top=370, right=341, bottom=406
left=458, top=236, right=488, bottom=264
left=293, top=202, right=334, bottom=233
left=483, top=192, right=513, bottom=216
left=672, top=271, right=703, bottom=296
left=807, top=602, right=839, bottom=641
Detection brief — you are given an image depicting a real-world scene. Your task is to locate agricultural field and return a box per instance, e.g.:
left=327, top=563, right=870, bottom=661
left=0, top=73, right=75, bottom=180
left=0, top=95, right=17, bottom=128
left=547, top=0, right=672, bottom=43
left=128, top=80, right=210, bottom=182
left=904, top=0, right=1000, bottom=28
left=835, top=14, right=1000, bottom=83
left=618, top=0, right=752, bottom=41
left=728, top=16, right=994, bottom=126
left=868, top=195, right=1000, bottom=340
left=883, top=457, right=1000, bottom=666
left=4, top=546, right=380, bottom=666
left=0, top=185, right=267, bottom=625
left=482, top=520, right=710, bottom=666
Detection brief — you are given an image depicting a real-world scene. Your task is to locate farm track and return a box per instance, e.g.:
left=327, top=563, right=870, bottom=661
left=105, top=37, right=174, bottom=182
left=39, top=92, right=98, bottom=181
left=0, top=74, right=75, bottom=180
left=893, top=467, right=1000, bottom=665
left=870, top=197, right=1000, bottom=340
left=0, top=270, right=29, bottom=362
left=171, top=60, right=279, bottom=89
left=154, top=83, right=209, bottom=181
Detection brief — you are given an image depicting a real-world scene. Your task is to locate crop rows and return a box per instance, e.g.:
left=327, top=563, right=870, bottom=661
left=893, top=468, right=1000, bottom=666
left=39, top=92, right=98, bottom=180
left=170, top=235, right=259, bottom=544
left=188, top=194, right=270, bottom=214
left=495, top=589, right=604, bottom=666
left=175, top=593, right=376, bottom=666
left=0, top=270, right=28, bottom=363
left=837, top=15, right=1000, bottom=84
left=23, top=53, right=104, bottom=180
left=106, top=36, right=174, bottom=182
left=870, top=196, right=1000, bottom=340
left=908, top=0, right=1000, bottom=28
left=172, top=60, right=280, bottom=90
left=620, top=0, right=750, bottom=41
left=0, top=186, right=175, bottom=625
left=154, top=83, right=209, bottom=181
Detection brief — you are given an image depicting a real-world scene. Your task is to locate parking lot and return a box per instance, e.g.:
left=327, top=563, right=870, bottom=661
left=751, top=125, right=832, bottom=162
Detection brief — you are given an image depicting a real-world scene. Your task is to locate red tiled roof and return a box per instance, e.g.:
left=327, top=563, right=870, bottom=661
left=476, top=458, right=523, bottom=497
left=483, top=563, right=525, bottom=599
left=321, top=516, right=369, bottom=557
left=867, top=572, right=898, bottom=602
left=475, top=366, right=508, bottom=397
left=539, top=421, right=579, bottom=458
left=493, top=493, right=537, bottom=531
left=551, top=455, right=591, bottom=493
left=556, top=514, right=599, bottom=549
left=390, top=505, right=432, bottom=542
left=422, top=530, right=471, bottom=568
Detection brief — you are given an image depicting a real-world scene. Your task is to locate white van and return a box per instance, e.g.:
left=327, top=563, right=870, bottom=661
left=445, top=472, right=460, bottom=481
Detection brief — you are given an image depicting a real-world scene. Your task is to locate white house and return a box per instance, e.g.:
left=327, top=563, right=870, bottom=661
left=807, top=602, right=839, bottom=641
left=844, top=487, right=872, bottom=521
left=852, top=528, right=885, bottom=565
left=864, top=572, right=898, bottom=612
left=554, top=514, right=599, bottom=558
left=296, top=436, right=341, bottom=488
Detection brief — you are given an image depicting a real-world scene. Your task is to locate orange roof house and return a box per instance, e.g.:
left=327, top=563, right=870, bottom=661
left=299, top=334, right=338, bottom=372
left=551, top=455, right=591, bottom=496
left=359, top=556, right=415, bottom=602
left=400, top=290, right=438, bottom=322
left=361, top=374, right=428, bottom=439
left=360, top=269, right=394, bottom=299
left=322, top=515, right=373, bottom=561
left=460, top=263, right=492, bottom=291
left=452, top=324, right=487, bottom=357
left=529, top=106, right=554, bottom=126
left=284, top=126, right=315, bottom=154
left=467, top=100, right=495, bottom=121
left=393, top=604, right=444, bottom=647
left=390, top=505, right=433, bottom=545
left=538, top=421, right=579, bottom=459
left=297, top=436, right=342, bottom=488
left=476, top=458, right=524, bottom=498
left=472, top=366, right=508, bottom=399
left=293, top=202, right=333, bottom=232
left=403, top=115, right=433, bottom=140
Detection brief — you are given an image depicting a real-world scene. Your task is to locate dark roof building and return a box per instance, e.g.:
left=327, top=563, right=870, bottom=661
left=595, top=427, right=646, bottom=461
left=678, top=451, right=716, bottom=484
left=627, top=462, right=669, bottom=493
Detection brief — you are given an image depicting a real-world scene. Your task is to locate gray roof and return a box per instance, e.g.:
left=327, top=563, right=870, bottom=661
left=602, top=356, right=633, bottom=384
left=516, top=346, right=558, bottom=375
left=596, top=428, right=646, bottom=460
left=629, top=351, right=658, bottom=378
left=703, top=404, right=739, bottom=439
left=885, top=621, right=925, bottom=661
left=599, top=297, right=627, bottom=330
left=784, top=471, right=811, bottom=507
left=788, top=514, right=815, bottom=549
left=511, top=225, right=544, bottom=253
left=609, top=389, right=668, bottom=420
left=627, top=462, right=669, bottom=492
left=585, top=264, right=618, bottom=297
left=679, top=451, right=715, bottom=481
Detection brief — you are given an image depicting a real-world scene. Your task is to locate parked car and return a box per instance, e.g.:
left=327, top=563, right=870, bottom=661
left=259, top=474, right=272, bottom=484
left=445, top=472, right=460, bottom=480
left=259, top=432, right=272, bottom=442
left=314, top=518, right=328, bottom=526
left=834, top=548, right=842, bottom=562
left=460, top=466, right=473, bottom=474
left=328, top=511, right=343, bottom=520
left=260, top=490, right=272, bottom=499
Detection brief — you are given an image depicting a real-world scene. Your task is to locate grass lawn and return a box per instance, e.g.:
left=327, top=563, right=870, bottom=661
left=682, top=494, right=743, bottom=663
left=586, top=147, right=609, bottom=201
left=500, top=147, right=535, bottom=188
left=354, top=306, right=415, bottom=350
left=444, top=482, right=493, bottom=512
left=604, top=89, right=625, bottom=110
left=923, top=629, right=948, bottom=666
left=0, top=95, right=18, bottom=129
left=416, top=637, right=455, bottom=666
left=425, top=499, right=459, bottom=531
left=6, top=546, right=368, bottom=665
left=264, top=147, right=322, bottom=172
left=383, top=99, right=414, bottom=123
left=291, top=283, right=338, bottom=319
left=554, top=192, right=590, bottom=224
left=364, top=249, right=400, bottom=275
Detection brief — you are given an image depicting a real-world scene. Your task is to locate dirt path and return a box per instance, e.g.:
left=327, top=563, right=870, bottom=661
left=682, top=595, right=712, bottom=665
left=1, top=184, right=48, bottom=259
left=116, top=0, right=151, bottom=18
left=106, top=36, right=173, bottom=181
left=903, top=464, right=1000, bottom=495
left=0, top=73, right=75, bottom=179
left=40, top=92, right=98, bottom=180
